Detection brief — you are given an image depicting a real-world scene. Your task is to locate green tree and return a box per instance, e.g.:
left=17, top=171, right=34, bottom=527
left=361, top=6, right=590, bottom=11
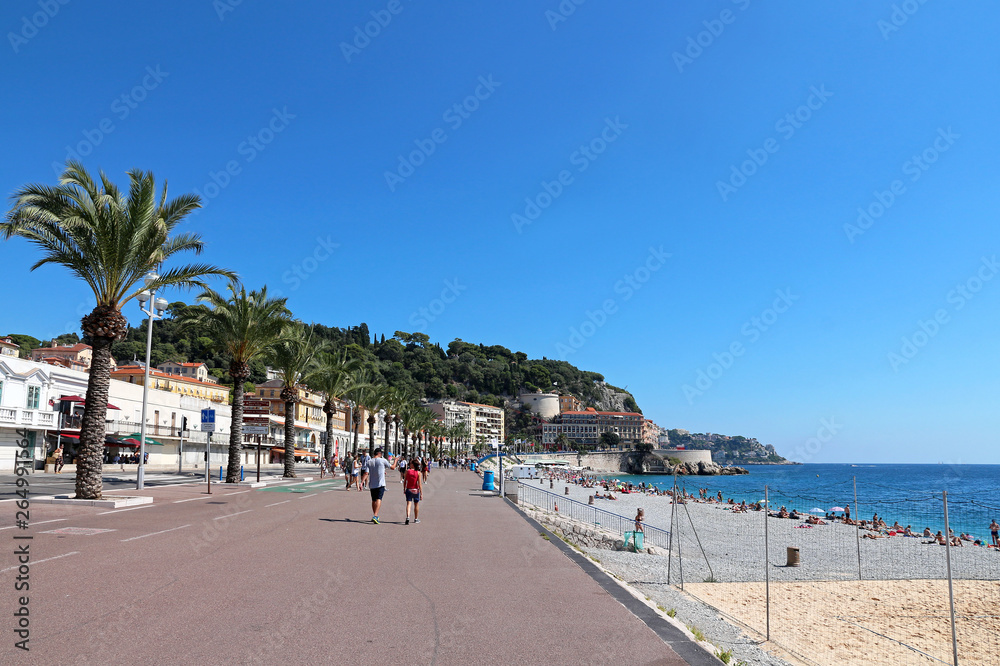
left=306, top=348, right=363, bottom=462
left=268, top=324, right=327, bottom=477
left=178, top=281, right=291, bottom=483
left=599, top=431, right=621, bottom=449
left=2, top=161, right=233, bottom=499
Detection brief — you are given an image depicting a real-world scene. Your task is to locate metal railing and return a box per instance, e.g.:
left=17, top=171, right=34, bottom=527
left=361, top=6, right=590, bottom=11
left=517, top=480, right=670, bottom=548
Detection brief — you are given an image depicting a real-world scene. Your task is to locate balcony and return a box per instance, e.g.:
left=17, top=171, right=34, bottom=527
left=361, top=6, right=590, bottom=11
left=0, top=407, right=57, bottom=428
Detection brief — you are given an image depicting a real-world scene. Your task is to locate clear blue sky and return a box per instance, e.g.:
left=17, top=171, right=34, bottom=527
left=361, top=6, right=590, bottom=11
left=3, top=1, right=998, bottom=464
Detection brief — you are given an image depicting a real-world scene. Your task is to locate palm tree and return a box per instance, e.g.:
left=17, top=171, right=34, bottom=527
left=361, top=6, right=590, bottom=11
left=345, top=369, right=377, bottom=456
left=2, top=162, right=234, bottom=499
left=306, top=348, right=363, bottom=462
left=361, top=383, right=389, bottom=453
left=177, top=280, right=290, bottom=483
left=385, top=387, right=414, bottom=455
left=268, top=324, right=326, bottom=477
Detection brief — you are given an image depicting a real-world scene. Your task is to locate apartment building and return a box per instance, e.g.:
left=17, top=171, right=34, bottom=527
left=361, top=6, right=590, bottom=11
left=541, top=408, right=644, bottom=449
left=249, top=379, right=355, bottom=457
left=112, top=365, right=230, bottom=404
left=427, top=400, right=505, bottom=445
left=157, top=361, right=216, bottom=383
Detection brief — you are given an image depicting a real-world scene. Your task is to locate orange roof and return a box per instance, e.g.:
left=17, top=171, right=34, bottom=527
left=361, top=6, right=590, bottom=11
left=112, top=365, right=228, bottom=389
left=458, top=401, right=503, bottom=410
left=562, top=410, right=642, bottom=417
left=33, top=343, right=91, bottom=353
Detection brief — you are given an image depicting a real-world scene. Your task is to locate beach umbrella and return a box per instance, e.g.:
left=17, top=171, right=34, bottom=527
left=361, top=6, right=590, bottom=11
left=810, top=508, right=825, bottom=514
left=831, top=506, right=845, bottom=512
left=123, top=433, right=165, bottom=446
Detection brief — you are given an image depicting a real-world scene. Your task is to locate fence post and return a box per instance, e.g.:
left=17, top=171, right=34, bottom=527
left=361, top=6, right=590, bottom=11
left=942, top=490, right=959, bottom=666
left=854, top=476, right=862, bottom=581
left=765, top=484, right=770, bottom=641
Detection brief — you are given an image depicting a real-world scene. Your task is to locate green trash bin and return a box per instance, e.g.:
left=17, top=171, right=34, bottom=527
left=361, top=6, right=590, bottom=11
left=622, top=531, right=644, bottom=551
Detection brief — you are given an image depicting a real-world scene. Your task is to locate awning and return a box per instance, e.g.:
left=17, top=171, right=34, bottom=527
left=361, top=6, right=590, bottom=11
left=123, top=433, right=164, bottom=446
left=60, top=395, right=121, bottom=410
left=269, top=447, right=319, bottom=458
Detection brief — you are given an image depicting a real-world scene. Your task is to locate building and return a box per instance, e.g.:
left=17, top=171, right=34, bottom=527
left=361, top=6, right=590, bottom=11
left=30, top=342, right=101, bottom=371
left=558, top=394, right=582, bottom=413
left=642, top=419, right=659, bottom=446
left=111, top=365, right=230, bottom=404
left=0, top=337, right=21, bottom=358
left=0, top=354, right=233, bottom=472
left=541, top=408, right=644, bottom=449
left=518, top=392, right=560, bottom=419
left=428, top=400, right=505, bottom=447
left=248, top=379, right=354, bottom=458
left=157, top=361, right=216, bottom=384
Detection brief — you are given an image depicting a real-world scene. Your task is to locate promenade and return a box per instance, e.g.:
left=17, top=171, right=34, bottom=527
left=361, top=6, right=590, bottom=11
left=2, top=466, right=710, bottom=665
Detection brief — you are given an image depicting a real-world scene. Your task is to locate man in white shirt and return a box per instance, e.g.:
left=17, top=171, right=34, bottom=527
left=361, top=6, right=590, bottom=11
left=366, top=448, right=398, bottom=524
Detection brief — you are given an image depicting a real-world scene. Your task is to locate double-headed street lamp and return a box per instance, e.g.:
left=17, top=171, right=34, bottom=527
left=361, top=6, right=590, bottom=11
left=136, top=272, right=168, bottom=490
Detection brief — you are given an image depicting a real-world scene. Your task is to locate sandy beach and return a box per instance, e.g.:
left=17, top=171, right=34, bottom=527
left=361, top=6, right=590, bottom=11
left=517, top=475, right=1000, bottom=665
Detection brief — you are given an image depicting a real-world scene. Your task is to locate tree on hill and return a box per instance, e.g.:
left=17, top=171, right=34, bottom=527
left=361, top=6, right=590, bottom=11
left=599, top=431, right=621, bottom=449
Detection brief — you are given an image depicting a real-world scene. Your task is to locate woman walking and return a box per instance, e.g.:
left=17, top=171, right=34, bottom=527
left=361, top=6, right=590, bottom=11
left=404, top=458, right=422, bottom=525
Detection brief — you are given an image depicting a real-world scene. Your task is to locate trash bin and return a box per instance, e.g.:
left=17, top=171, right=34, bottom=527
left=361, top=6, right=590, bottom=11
left=786, top=546, right=800, bottom=567
left=470, top=462, right=476, bottom=472
left=482, top=470, right=495, bottom=491
left=623, top=531, right=644, bottom=551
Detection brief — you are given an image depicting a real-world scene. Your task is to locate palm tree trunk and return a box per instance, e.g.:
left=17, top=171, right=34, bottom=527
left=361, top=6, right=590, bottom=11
left=283, top=401, right=296, bottom=478
left=352, top=410, right=359, bottom=456
left=76, top=338, right=113, bottom=500
left=383, top=416, right=390, bottom=453
left=324, top=410, right=334, bottom=462
left=367, top=415, right=376, bottom=452
left=227, top=379, right=246, bottom=483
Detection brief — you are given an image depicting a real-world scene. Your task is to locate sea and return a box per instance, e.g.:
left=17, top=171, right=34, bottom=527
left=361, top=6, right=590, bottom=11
left=603, top=463, right=1000, bottom=540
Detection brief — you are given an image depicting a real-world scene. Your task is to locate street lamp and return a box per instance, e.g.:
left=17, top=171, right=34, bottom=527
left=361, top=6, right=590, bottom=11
left=136, top=272, right=168, bottom=490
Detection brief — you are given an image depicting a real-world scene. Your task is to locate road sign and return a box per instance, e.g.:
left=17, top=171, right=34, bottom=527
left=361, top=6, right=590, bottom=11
left=242, top=414, right=269, bottom=435
left=201, top=408, right=216, bottom=432
left=242, top=399, right=270, bottom=415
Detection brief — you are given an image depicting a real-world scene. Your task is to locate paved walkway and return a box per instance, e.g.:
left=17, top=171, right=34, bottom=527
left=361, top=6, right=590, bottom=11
left=2, top=467, right=707, bottom=664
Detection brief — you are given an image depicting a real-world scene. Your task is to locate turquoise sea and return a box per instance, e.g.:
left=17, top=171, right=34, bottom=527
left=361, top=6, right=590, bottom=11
left=606, top=464, right=1000, bottom=540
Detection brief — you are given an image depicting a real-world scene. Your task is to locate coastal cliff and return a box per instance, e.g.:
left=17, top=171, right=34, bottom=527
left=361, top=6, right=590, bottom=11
left=574, top=451, right=748, bottom=476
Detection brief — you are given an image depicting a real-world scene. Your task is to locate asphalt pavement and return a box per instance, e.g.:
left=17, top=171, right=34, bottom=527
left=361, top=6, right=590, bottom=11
left=2, top=466, right=702, bottom=665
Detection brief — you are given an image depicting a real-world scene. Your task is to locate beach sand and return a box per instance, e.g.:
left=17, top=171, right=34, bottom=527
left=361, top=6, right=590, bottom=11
left=683, top=579, right=999, bottom=666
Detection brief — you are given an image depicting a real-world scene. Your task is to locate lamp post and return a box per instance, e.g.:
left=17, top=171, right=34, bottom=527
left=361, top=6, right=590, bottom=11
left=136, top=272, right=168, bottom=490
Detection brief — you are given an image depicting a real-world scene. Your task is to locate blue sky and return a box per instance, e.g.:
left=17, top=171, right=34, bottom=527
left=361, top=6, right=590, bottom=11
left=2, top=1, right=999, bottom=464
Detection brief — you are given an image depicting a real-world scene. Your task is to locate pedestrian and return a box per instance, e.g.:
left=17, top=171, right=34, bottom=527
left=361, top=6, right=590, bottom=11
left=319, top=456, right=328, bottom=479
left=404, top=458, right=422, bottom=525
left=634, top=508, right=645, bottom=534
left=990, top=519, right=999, bottom=547
left=421, top=457, right=429, bottom=484
left=358, top=449, right=371, bottom=491
left=398, top=456, right=408, bottom=483
left=343, top=454, right=354, bottom=489
left=365, top=448, right=398, bottom=524
left=53, top=446, right=64, bottom=474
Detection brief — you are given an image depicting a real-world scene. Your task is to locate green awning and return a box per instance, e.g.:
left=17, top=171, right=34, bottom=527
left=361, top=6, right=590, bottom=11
left=123, top=433, right=165, bottom=446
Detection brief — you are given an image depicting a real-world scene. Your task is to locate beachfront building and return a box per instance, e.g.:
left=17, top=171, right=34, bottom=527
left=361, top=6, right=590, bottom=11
left=643, top=419, right=659, bottom=446
left=0, top=354, right=233, bottom=472
left=428, top=400, right=505, bottom=447
left=111, top=365, right=230, bottom=404
left=157, top=361, right=216, bottom=383
left=541, top=408, right=644, bottom=450
left=0, top=337, right=21, bottom=358
left=248, top=379, right=354, bottom=460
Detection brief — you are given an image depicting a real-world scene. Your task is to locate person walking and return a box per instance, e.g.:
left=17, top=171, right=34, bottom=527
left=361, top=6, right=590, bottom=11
left=365, top=448, right=398, bottom=524
left=53, top=446, right=64, bottom=474
left=343, top=453, right=354, bottom=490
left=990, top=519, right=999, bottom=547
left=358, top=449, right=371, bottom=491
left=404, top=460, right=422, bottom=525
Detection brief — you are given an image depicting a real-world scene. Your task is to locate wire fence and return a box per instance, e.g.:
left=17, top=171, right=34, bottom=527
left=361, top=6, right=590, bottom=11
left=516, top=480, right=671, bottom=549
left=659, top=478, right=1000, bottom=666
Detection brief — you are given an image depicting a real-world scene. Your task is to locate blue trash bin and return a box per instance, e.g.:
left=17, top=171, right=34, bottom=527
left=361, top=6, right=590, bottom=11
left=482, top=470, right=495, bottom=491
left=470, top=462, right=477, bottom=472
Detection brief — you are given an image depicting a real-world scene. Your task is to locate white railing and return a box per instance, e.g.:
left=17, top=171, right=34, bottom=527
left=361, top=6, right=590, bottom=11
left=0, top=407, right=16, bottom=423
left=0, top=408, right=59, bottom=426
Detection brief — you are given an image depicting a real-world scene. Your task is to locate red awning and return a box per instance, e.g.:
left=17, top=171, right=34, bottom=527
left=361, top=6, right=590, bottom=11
left=60, top=395, right=121, bottom=410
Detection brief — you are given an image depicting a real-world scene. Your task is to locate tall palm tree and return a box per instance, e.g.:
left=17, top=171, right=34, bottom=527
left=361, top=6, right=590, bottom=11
left=385, top=387, right=413, bottom=456
left=345, top=369, right=377, bottom=455
left=2, top=161, right=234, bottom=499
left=268, top=324, right=326, bottom=477
left=306, top=348, right=363, bottom=462
left=363, top=384, right=390, bottom=453
left=178, top=280, right=291, bottom=483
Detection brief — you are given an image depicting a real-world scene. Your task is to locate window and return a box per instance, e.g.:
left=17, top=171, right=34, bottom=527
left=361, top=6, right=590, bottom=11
left=26, top=385, right=40, bottom=409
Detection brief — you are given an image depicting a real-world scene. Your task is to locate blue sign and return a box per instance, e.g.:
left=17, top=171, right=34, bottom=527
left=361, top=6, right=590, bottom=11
left=201, top=408, right=216, bottom=432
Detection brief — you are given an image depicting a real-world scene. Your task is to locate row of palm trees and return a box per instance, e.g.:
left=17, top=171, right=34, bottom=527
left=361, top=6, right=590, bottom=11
left=1, top=162, right=470, bottom=499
